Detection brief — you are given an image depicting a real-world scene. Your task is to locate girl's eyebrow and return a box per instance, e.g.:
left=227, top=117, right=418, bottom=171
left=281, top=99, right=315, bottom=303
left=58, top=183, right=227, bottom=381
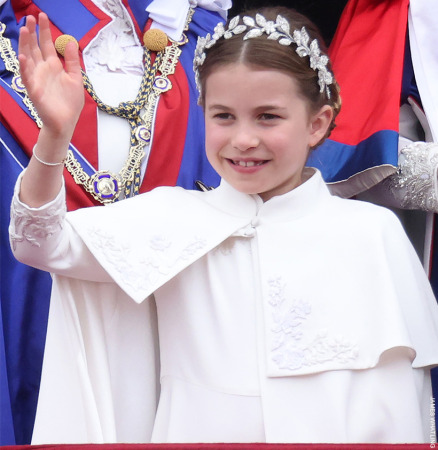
left=255, top=105, right=287, bottom=112
left=206, top=104, right=230, bottom=111
left=207, top=104, right=287, bottom=111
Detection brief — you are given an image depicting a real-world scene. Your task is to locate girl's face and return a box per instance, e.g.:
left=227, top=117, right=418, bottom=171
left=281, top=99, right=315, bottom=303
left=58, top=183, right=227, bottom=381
left=204, top=63, right=332, bottom=201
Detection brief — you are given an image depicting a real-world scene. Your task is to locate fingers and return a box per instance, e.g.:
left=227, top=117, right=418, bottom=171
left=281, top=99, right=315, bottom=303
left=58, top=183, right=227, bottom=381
left=28, top=15, right=43, bottom=65
left=18, top=27, right=36, bottom=88
left=18, top=13, right=68, bottom=92
left=18, top=15, right=41, bottom=91
left=18, top=15, right=40, bottom=72
left=18, top=16, right=33, bottom=62
left=37, top=13, right=57, bottom=60
left=18, top=13, right=56, bottom=65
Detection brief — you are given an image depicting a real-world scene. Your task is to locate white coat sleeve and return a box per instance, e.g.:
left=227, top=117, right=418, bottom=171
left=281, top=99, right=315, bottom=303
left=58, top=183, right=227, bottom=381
left=9, top=172, right=111, bottom=282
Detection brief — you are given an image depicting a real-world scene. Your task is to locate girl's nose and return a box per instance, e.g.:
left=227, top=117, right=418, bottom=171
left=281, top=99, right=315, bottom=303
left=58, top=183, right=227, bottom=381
left=231, top=125, right=260, bottom=152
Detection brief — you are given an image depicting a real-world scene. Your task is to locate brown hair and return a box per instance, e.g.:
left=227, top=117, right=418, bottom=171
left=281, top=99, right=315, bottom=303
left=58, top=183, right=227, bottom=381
left=197, top=6, right=341, bottom=147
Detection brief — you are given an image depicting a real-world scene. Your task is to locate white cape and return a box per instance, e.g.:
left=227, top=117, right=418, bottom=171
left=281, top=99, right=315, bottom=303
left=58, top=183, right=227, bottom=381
left=11, top=170, right=438, bottom=443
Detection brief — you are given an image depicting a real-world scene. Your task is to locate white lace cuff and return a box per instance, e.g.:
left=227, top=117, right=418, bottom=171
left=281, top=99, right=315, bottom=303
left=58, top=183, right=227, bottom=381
left=384, top=141, right=438, bottom=212
left=9, top=172, right=67, bottom=251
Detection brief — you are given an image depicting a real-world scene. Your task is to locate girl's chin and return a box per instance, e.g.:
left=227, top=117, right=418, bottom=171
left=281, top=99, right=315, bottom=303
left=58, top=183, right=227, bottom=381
left=225, top=180, right=266, bottom=196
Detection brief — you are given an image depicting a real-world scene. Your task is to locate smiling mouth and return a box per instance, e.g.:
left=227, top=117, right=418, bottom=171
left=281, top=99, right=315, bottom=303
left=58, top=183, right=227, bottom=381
left=230, top=159, right=267, bottom=167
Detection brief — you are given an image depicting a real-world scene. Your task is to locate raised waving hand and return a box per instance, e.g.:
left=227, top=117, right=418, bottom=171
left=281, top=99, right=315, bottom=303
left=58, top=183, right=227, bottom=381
left=18, top=13, right=84, bottom=207
left=19, top=13, right=84, bottom=135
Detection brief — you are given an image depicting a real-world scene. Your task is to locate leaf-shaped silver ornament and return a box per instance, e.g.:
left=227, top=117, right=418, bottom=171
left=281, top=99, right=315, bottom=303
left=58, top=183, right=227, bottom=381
left=276, top=15, right=290, bottom=35
left=233, top=25, right=247, bottom=35
left=267, top=31, right=281, bottom=40
left=300, top=27, right=310, bottom=46
left=195, top=35, right=207, bottom=50
left=278, top=37, right=293, bottom=46
left=244, top=28, right=264, bottom=40
left=228, top=15, right=240, bottom=30
left=292, top=30, right=302, bottom=46
left=243, top=16, right=255, bottom=27
left=323, top=72, right=333, bottom=83
left=205, top=38, right=216, bottom=49
left=214, top=22, right=225, bottom=35
left=309, top=39, right=320, bottom=55
left=255, top=13, right=267, bottom=27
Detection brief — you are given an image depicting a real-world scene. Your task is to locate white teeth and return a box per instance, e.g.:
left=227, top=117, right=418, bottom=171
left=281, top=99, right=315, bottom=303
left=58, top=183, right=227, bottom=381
left=233, top=160, right=264, bottom=167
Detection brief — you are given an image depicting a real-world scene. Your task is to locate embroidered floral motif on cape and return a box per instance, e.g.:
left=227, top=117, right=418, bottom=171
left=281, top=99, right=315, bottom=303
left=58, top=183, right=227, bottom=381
left=268, top=277, right=359, bottom=371
left=88, top=226, right=206, bottom=294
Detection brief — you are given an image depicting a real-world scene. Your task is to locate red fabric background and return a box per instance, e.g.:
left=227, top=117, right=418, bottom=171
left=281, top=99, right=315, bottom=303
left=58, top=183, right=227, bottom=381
left=1, top=444, right=432, bottom=449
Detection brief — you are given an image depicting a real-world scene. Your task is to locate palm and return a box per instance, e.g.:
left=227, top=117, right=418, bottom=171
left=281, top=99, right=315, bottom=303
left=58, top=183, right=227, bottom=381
left=19, top=14, right=84, bottom=135
left=28, top=54, right=83, bottom=130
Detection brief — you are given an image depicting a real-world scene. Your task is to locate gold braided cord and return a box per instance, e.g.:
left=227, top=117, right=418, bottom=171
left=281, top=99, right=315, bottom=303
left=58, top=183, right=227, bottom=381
left=81, top=49, right=159, bottom=120
left=80, top=47, right=162, bottom=198
left=69, top=18, right=192, bottom=202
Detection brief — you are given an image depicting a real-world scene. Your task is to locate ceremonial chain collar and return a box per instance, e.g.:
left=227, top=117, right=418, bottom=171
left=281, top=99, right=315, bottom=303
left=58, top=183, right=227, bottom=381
left=193, top=13, right=334, bottom=99
left=0, top=9, right=194, bottom=205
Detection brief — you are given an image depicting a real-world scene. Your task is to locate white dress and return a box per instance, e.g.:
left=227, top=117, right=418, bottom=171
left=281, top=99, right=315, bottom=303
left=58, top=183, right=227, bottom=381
left=9, top=168, right=438, bottom=443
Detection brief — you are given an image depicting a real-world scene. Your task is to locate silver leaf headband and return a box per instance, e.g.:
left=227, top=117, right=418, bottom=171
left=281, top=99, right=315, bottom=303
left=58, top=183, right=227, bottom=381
left=193, top=13, right=334, bottom=100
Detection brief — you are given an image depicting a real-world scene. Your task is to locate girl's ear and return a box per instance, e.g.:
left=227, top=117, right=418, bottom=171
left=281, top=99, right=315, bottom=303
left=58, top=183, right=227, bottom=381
left=308, top=105, right=333, bottom=148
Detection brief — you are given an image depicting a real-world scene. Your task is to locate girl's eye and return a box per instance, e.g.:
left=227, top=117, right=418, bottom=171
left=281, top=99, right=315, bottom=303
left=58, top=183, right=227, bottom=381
left=213, top=112, right=233, bottom=120
left=259, top=113, right=280, bottom=120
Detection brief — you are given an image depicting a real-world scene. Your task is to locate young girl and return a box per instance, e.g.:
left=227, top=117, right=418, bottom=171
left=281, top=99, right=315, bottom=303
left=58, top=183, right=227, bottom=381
left=10, top=6, right=438, bottom=444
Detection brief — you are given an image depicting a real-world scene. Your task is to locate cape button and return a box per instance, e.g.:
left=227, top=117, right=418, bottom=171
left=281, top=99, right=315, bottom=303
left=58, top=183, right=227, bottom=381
left=54, top=34, right=79, bottom=57
left=143, top=29, right=168, bottom=52
left=242, top=225, right=256, bottom=238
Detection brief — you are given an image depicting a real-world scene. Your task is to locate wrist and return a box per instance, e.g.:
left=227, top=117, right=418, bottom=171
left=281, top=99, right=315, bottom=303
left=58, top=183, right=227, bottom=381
left=33, top=145, right=66, bottom=166
left=36, top=126, right=73, bottom=163
left=39, top=123, right=75, bottom=144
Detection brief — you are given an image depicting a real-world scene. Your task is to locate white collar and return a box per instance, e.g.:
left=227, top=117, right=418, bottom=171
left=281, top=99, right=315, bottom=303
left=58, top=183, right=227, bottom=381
left=147, top=0, right=230, bottom=41
left=207, top=168, right=331, bottom=223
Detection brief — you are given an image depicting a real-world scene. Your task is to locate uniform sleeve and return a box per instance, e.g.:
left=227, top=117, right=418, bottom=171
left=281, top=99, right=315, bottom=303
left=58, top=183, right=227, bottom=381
left=382, top=139, right=438, bottom=212
left=9, top=172, right=111, bottom=282
left=366, top=101, right=438, bottom=212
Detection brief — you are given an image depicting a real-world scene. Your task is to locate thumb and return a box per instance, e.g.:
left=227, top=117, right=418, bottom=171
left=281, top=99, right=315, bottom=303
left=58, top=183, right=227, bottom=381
left=64, top=41, right=82, bottom=80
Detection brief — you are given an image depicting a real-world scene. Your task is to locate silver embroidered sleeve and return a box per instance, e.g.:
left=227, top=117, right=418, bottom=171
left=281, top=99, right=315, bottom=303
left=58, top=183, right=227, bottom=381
left=383, top=141, right=438, bottom=212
